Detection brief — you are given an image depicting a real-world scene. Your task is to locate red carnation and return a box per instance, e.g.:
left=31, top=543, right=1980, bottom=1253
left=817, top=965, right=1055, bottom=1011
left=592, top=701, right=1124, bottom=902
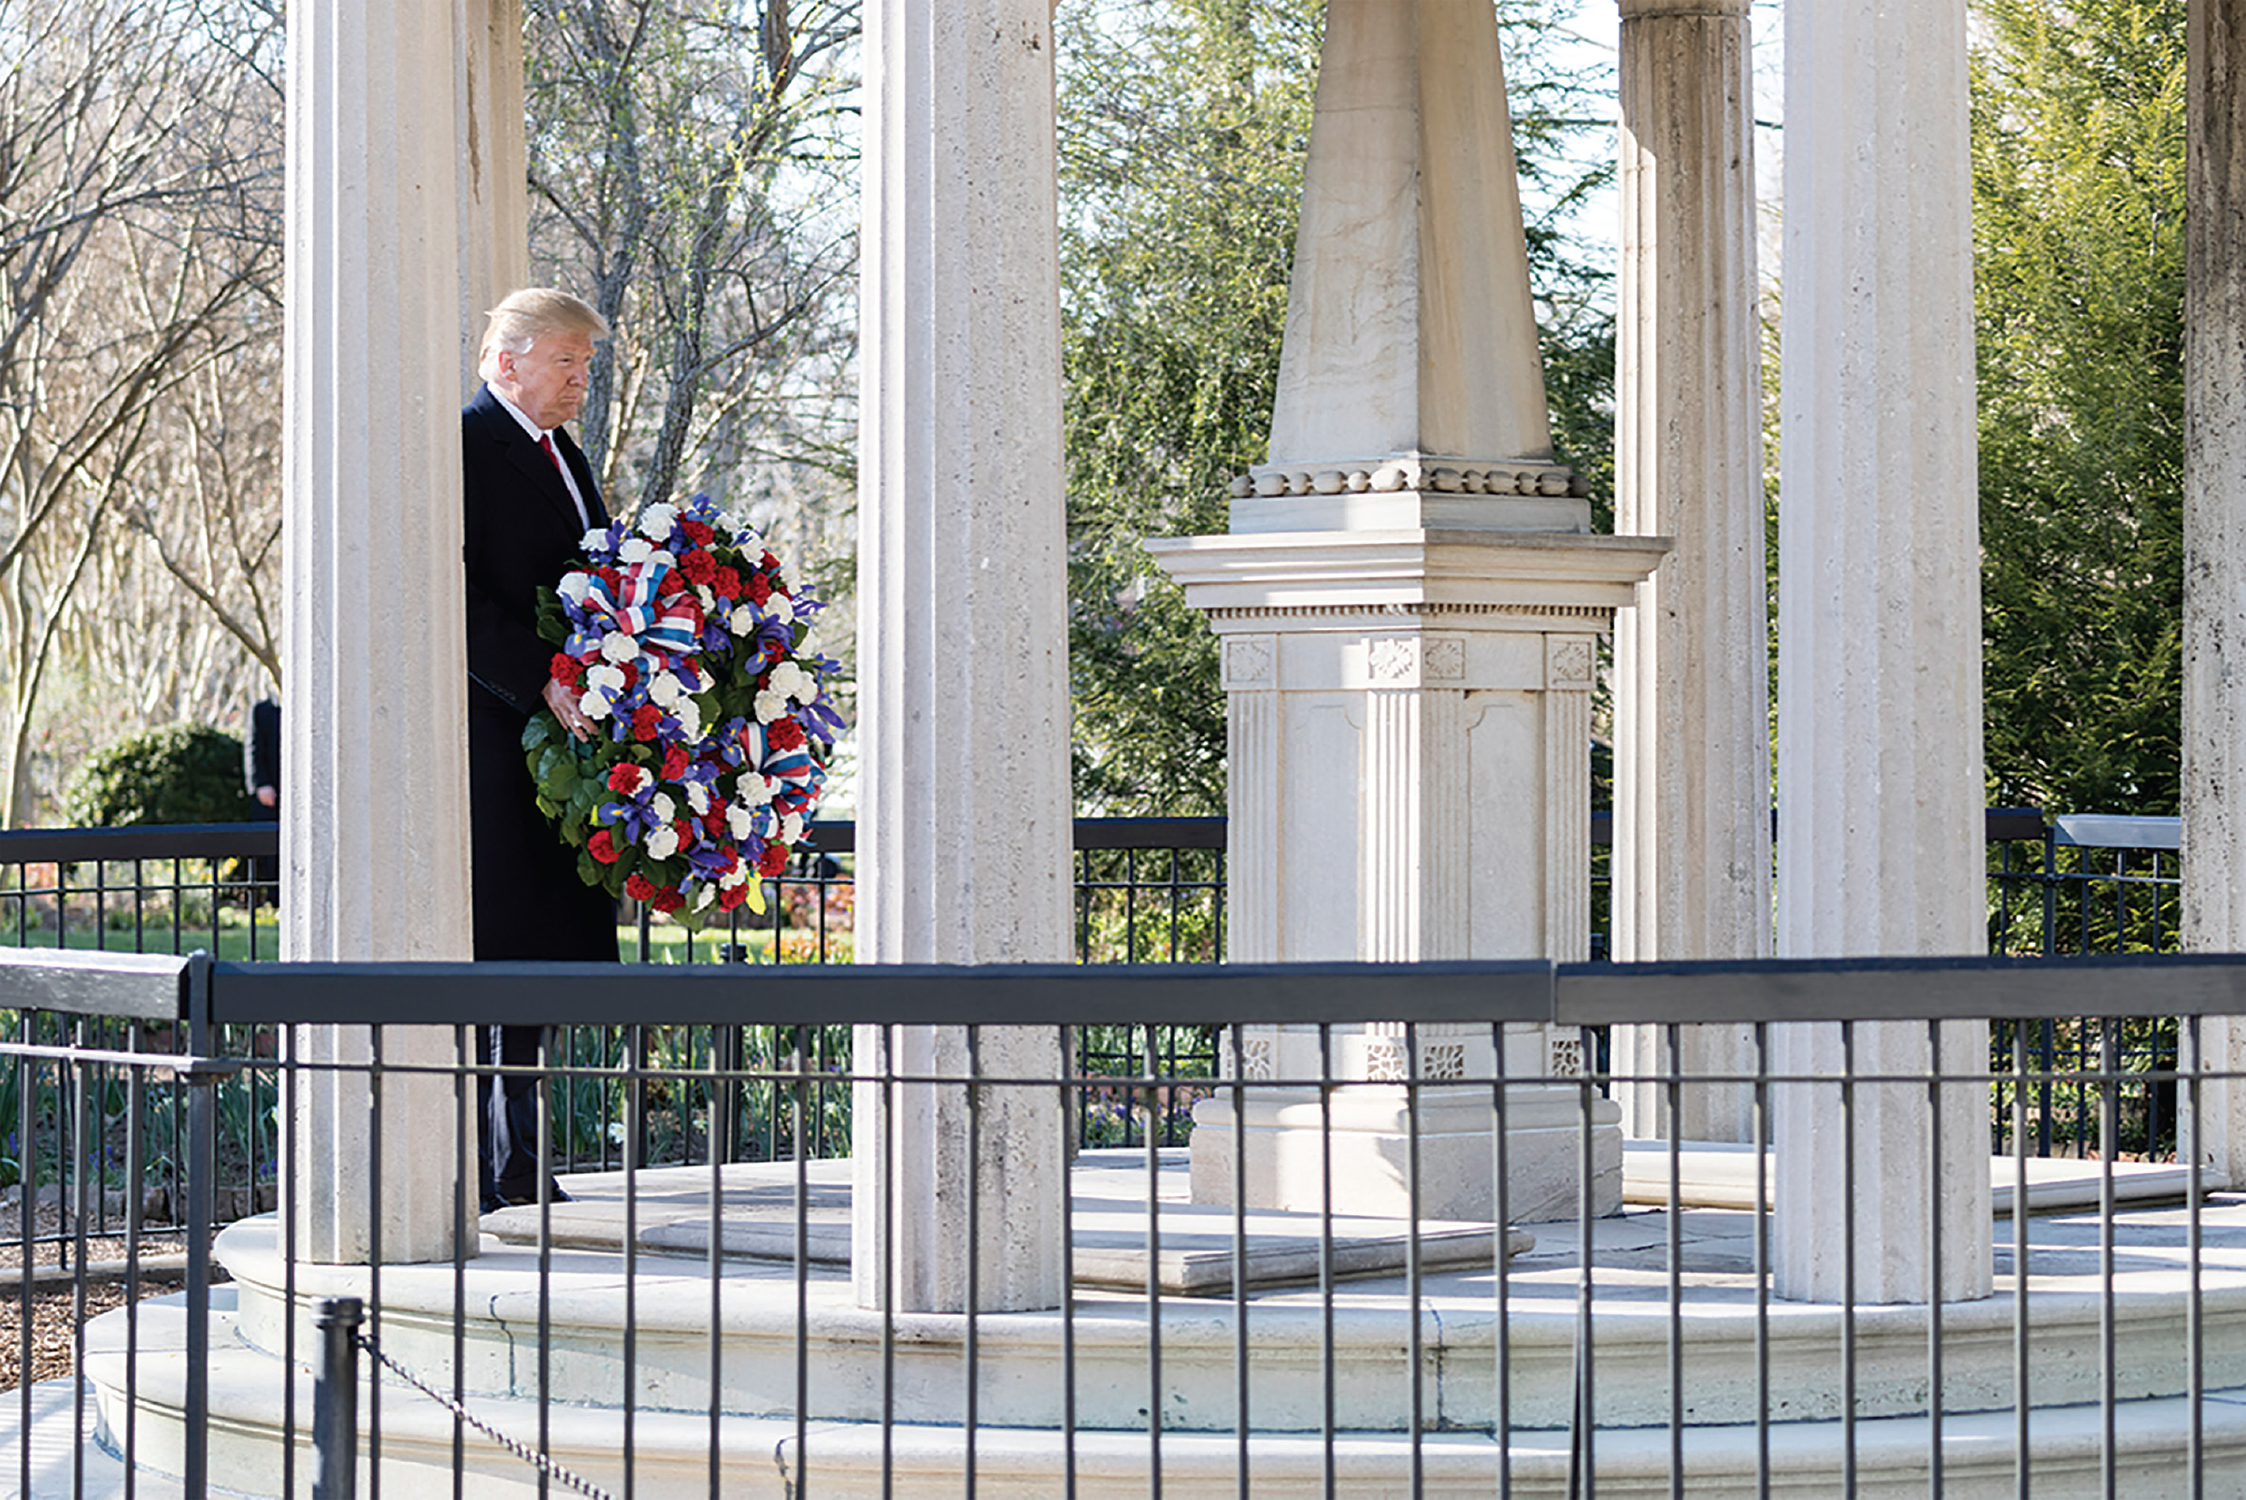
left=606, top=763, right=646, bottom=794
left=761, top=551, right=780, bottom=571
left=703, top=806, right=728, bottom=837
left=681, top=549, right=717, bottom=586
left=767, top=717, right=807, bottom=752
left=746, top=575, right=772, bottom=606
left=673, top=818, right=694, bottom=847
left=631, top=705, right=663, bottom=741
left=758, top=843, right=790, bottom=877
left=588, top=829, right=620, bottom=864
left=597, top=566, right=623, bottom=589
left=651, top=887, right=685, bottom=914
left=712, top=566, right=741, bottom=600
left=717, top=883, right=750, bottom=912
left=551, top=653, right=584, bottom=688
left=661, top=745, right=691, bottom=781
left=625, top=873, right=657, bottom=902
left=681, top=519, right=715, bottom=547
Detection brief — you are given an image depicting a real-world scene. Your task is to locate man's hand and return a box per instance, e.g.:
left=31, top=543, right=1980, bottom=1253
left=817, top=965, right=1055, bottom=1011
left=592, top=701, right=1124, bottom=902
left=543, top=677, right=594, bottom=741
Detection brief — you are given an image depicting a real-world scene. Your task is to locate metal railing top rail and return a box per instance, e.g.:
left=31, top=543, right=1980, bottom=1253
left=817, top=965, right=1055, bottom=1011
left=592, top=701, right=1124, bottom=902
left=2051, top=812, right=2182, bottom=850
left=0, top=821, right=280, bottom=862
left=8, top=946, right=2246, bottom=1029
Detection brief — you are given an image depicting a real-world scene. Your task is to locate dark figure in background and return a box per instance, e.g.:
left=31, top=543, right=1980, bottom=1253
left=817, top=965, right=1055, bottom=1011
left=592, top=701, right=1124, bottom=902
left=463, top=287, right=621, bottom=1211
left=243, top=697, right=280, bottom=902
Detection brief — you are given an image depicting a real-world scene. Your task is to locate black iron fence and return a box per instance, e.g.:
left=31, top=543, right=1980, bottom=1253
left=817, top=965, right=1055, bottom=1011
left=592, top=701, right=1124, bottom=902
left=0, top=810, right=2208, bottom=1172
left=0, top=949, right=2240, bottom=1496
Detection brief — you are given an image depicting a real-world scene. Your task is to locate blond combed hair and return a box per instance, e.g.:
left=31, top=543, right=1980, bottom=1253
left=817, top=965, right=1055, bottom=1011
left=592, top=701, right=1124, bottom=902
left=477, top=288, right=609, bottom=381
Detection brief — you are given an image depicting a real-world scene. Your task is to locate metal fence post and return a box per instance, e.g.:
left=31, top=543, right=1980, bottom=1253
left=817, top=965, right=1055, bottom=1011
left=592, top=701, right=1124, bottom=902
left=313, top=1296, right=364, bottom=1500
left=184, top=950, right=215, bottom=1499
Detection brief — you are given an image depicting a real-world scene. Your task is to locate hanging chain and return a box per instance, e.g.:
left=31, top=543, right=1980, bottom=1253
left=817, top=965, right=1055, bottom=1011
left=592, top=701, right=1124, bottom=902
left=354, top=1331, right=618, bottom=1500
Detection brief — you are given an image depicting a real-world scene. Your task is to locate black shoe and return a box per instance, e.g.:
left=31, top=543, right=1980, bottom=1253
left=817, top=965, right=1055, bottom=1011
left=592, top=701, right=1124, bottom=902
left=494, top=1178, right=572, bottom=1208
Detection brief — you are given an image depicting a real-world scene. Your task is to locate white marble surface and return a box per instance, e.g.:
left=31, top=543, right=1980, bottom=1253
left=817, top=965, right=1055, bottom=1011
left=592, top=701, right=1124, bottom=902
left=1608, top=0, right=1769, bottom=1145
left=281, top=0, right=476, bottom=1266
left=852, top=0, right=1071, bottom=1314
left=1771, top=0, right=1990, bottom=1304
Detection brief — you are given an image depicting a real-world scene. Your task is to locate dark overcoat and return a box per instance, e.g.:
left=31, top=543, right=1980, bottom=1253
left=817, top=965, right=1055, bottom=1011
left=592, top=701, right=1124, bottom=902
left=462, top=384, right=621, bottom=962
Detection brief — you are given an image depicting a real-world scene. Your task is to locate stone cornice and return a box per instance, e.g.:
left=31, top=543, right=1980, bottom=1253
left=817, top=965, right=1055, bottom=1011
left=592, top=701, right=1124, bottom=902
left=1147, top=529, right=1672, bottom=615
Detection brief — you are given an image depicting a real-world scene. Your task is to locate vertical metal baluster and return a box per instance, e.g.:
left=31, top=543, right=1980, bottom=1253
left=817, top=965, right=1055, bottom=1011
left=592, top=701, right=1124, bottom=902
left=792, top=1025, right=810, bottom=1497
left=366, top=1024, right=384, bottom=1500
left=624, top=1023, right=641, bottom=1500
left=705, top=1028, right=723, bottom=1500
left=1319, top=1022, right=1335, bottom=1500
left=1062, top=1027, right=1079, bottom=1500
left=879, top=1024, right=896, bottom=1496
left=2012, top=1025, right=2031, bottom=1500
left=1754, top=1022, right=1770, bottom=1500
left=1575, top=1025, right=1598, bottom=1500
left=1927, top=1018, right=1945, bottom=1499
left=69, top=1042, right=87, bottom=1500
left=1666, top=1022, right=1683, bottom=1499
left=1841, top=1020, right=1857, bottom=1498
left=1142, top=1021, right=1160, bottom=1500
left=968, top=1024, right=984, bottom=1500
left=2100, top=1017, right=2117, bottom=1500
left=1493, top=1020, right=1512, bottom=1500
left=452, top=1027, right=470, bottom=1500
left=185, top=952, right=214, bottom=1500
left=124, top=1024, right=144, bottom=1499
left=2186, top=1013, right=2204, bottom=1500
left=1405, top=1021, right=1425, bottom=1498
left=1227, top=1019, right=1248, bottom=1500
left=15, top=1036, right=32, bottom=1500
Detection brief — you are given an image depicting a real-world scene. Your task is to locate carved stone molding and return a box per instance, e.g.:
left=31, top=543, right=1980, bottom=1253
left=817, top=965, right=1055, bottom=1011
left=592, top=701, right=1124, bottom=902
left=1546, top=636, right=1597, bottom=689
left=1210, top=603, right=1615, bottom=625
left=1221, top=634, right=1277, bottom=689
left=1365, top=634, right=1468, bottom=686
left=1230, top=455, right=1587, bottom=502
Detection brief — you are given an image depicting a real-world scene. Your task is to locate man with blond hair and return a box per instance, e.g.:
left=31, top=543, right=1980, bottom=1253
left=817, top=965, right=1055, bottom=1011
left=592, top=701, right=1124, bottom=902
left=463, top=287, right=618, bottom=1210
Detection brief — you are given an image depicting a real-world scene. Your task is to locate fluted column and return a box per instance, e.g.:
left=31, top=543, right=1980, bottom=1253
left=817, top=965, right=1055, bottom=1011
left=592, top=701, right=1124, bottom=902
left=1609, top=0, right=1771, bottom=1144
left=458, top=0, right=529, bottom=391
left=282, top=0, right=480, bottom=1264
left=1772, top=0, right=1991, bottom=1303
left=2186, top=0, right=2246, bottom=1180
left=852, top=0, right=1070, bottom=1314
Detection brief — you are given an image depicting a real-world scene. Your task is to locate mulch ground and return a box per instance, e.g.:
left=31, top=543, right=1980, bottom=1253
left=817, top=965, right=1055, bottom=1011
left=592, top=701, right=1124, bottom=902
left=0, top=1201, right=224, bottom=1391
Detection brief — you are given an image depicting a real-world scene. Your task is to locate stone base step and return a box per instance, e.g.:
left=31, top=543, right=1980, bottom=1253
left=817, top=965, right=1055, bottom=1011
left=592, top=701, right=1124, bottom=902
left=71, top=1299, right=2246, bottom=1498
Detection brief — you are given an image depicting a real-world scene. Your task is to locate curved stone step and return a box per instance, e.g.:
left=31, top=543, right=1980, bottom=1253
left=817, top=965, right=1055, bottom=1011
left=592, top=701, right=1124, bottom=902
left=78, top=1294, right=2246, bottom=1499
left=209, top=1202, right=2246, bottom=1434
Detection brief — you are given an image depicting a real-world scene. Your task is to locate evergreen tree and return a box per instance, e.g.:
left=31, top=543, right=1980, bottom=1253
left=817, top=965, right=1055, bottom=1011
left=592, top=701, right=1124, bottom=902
left=1974, top=0, right=2185, bottom=814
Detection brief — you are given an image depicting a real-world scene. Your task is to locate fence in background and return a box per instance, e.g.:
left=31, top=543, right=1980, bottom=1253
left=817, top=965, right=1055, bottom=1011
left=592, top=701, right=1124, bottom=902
left=0, top=948, right=2239, bottom=1497
left=0, top=809, right=2205, bottom=1172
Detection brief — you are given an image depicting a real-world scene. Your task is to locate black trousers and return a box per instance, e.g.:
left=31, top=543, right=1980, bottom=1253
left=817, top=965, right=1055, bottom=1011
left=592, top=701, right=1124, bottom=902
left=477, top=1023, right=552, bottom=1208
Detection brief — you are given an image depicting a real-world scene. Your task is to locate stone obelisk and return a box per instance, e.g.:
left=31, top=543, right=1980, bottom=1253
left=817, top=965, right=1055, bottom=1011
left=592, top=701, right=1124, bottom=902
left=1150, top=0, right=1665, bottom=1225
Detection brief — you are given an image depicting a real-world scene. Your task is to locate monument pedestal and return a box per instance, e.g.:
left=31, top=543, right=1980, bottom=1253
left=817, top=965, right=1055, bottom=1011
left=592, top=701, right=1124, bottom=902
left=1149, top=528, right=1662, bottom=1224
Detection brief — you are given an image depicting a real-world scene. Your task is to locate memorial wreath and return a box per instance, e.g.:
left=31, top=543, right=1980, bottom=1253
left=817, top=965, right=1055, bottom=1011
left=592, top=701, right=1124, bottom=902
left=524, top=492, right=840, bottom=925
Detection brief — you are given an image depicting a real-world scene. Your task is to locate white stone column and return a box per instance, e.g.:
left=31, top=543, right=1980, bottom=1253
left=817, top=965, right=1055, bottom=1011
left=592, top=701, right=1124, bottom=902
left=457, top=0, right=529, bottom=393
left=2184, top=0, right=2246, bottom=1184
left=1772, top=0, right=1990, bottom=1303
left=1610, top=0, right=1771, bottom=1144
left=852, top=0, right=1070, bottom=1314
left=281, top=0, right=480, bottom=1264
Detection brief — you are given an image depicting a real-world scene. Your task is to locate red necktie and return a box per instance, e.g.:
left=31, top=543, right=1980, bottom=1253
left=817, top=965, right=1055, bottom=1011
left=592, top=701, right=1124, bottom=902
left=539, top=433, right=564, bottom=475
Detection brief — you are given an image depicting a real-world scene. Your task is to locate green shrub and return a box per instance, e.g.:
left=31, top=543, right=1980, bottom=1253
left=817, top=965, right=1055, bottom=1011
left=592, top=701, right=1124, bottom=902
left=63, top=723, right=256, bottom=827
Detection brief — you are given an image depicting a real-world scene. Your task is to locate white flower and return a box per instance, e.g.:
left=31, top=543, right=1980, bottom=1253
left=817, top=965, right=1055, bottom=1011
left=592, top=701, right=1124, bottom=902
left=645, top=826, right=680, bottom=860
left=588, top=663, right=627, bottom=693
left=768, top=591, right=796, bottom=623
left=647, top=671, right=683, bottom=707
left=736, top=774, right=772, bottom=809
left=781, top=812, right=805, bottom=845
left=611, top=764, right=652, bottom=796
left=650, top=792, right=676, bottom=824
left=580, top=527, right=611, bottom=553
left=754, top=689, right=787, bottom=724
left=639, top=503, right=679, bottom=540
left=685, top=782, right=710, bottom=816
left=600, top=631, right=638, bottom=663
left=692, top=883, right=717, bottom=912
left=695, top=586, right=715, bottom=611
left=674, top=699, right=702, bottom=738
left=558, top=571, right=593, bottom=605
left=726, top=804, right=754, bottom=840
left=730, top=604, right=760, bottom=634
left=768, top=661, right=813, bottom=702
left=619, top=536, right=654, bottom=565
left=719, top=866, right=748, bottom=891
left=580, top=689, right=613, bottom=721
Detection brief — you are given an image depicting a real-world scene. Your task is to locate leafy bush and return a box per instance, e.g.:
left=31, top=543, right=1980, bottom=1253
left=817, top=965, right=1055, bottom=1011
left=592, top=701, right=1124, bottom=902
left=62, top=723, right=256, bottom=827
